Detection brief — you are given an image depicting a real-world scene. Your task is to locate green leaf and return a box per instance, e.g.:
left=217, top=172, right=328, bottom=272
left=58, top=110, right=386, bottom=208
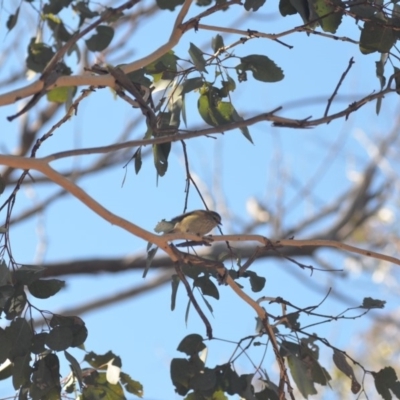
left=193, top=276, right=220, bottom=299
left=312, top=0, right=343, bottom=33
left=189, top=43, right=207, bottom=73
left=237, top=55, right=284, bottom=82
left=287, top=354, right=317, bottom=398
left=28, top=279, right=65, bottom=299
left=82, top=372, right=125, bottom=400
left=359, top=17, right=396, bottom=54
left=171, top=274, right=180, bottom=311
left=120, top=372, right=143, bottom=397
left=85, top=25, right=114, bottom=52
left=6, top=7, right=20, bottom=31
left=244, top=0, right=266, bottom=11
left=177, top=334, right=206, bottom=356
left=212, top=34, right=225, bottom=53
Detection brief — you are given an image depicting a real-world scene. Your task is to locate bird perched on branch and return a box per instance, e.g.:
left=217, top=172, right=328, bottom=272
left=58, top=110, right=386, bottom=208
left=155, top=210, right=221, bottom=236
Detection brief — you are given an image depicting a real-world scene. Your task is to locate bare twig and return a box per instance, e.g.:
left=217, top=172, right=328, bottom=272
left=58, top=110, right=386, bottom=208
left=324, top=57, right=355, bottom=117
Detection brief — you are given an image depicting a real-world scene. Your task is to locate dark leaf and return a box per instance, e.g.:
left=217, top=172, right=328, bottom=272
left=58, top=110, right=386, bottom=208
left=279, top=0, right=297, bottom=16
left=12, top=353, right=31, bottom=390
left=360, top=17, right=396, bottom=54
left=0, top=261, right=11, bottom=286
left=177, top=334, right=206, bottom=356
left=64, top=350, right=83, bottom=389
left=244, top=0, right=266, bottom=11
left=43, top=0, right=73, bottom=14
left=31, top=332, right=48, bottom=354
left=170, top=358, right=194, bottom=395
left=212, top=34, right=225, bottom=53
left=243, top=271, right=266, bottom=292
left=4, top=289, right=27, bottom=319
left=72, top=1, right=99, bottom=26
left=171, top=274, right=180, bottom=311
left=189, top=43, right=207, bottom=73
left=14, top=265, right=45, bottom=285
left=84, top=351, right=118, bottom=369
left=30, top=354, right=61, bottom=400
left=46, top=326, right=73, bottom=351
left=85, top=26, right=114, bottom=52
left=333, top=350, right=361, bottom=394
left=373, top=367, right=400, bottom=400
left=126, top=69, right=152, bottom=87
left=156, top=0, right=185, bottom=10
left=237, top=55, right=284, bottom=82
left=26, top=39, right=55, bottom=73
left=193, top=275, right=220, bottom=299
left=46, top=16, right=73, bottom=42
left=133, top=148, right=142, bottom=174
left=153, top=142, right=171, bottom=177
left=394, top=66, right=400, bottom=95
left=120, top=372, right=143, bottom=396
left=0, top=328, right=11, bottom=363
left=145, top=50, right=177, bottom=77
left=191, top=368, right=216, bottom=391
left=28, top=279, right=65, bottom=299
left=143, top=245, right=158, bottom=278
left=361, top=297, right=386, bottom=309
left=6, top=318, right=33, bottom=360
left=6, top=7, right=20, bottom=31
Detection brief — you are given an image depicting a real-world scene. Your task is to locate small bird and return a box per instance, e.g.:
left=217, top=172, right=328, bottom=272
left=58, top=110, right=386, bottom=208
left=155, top=210, right=222, bottom=236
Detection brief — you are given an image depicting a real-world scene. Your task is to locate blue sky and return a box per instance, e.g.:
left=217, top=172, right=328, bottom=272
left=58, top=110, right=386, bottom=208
left=0, top=1, right=399, bottom=399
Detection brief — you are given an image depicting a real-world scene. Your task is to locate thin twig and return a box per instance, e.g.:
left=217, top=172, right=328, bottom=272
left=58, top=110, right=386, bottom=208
left=324, top=57, right=355, bottom=117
